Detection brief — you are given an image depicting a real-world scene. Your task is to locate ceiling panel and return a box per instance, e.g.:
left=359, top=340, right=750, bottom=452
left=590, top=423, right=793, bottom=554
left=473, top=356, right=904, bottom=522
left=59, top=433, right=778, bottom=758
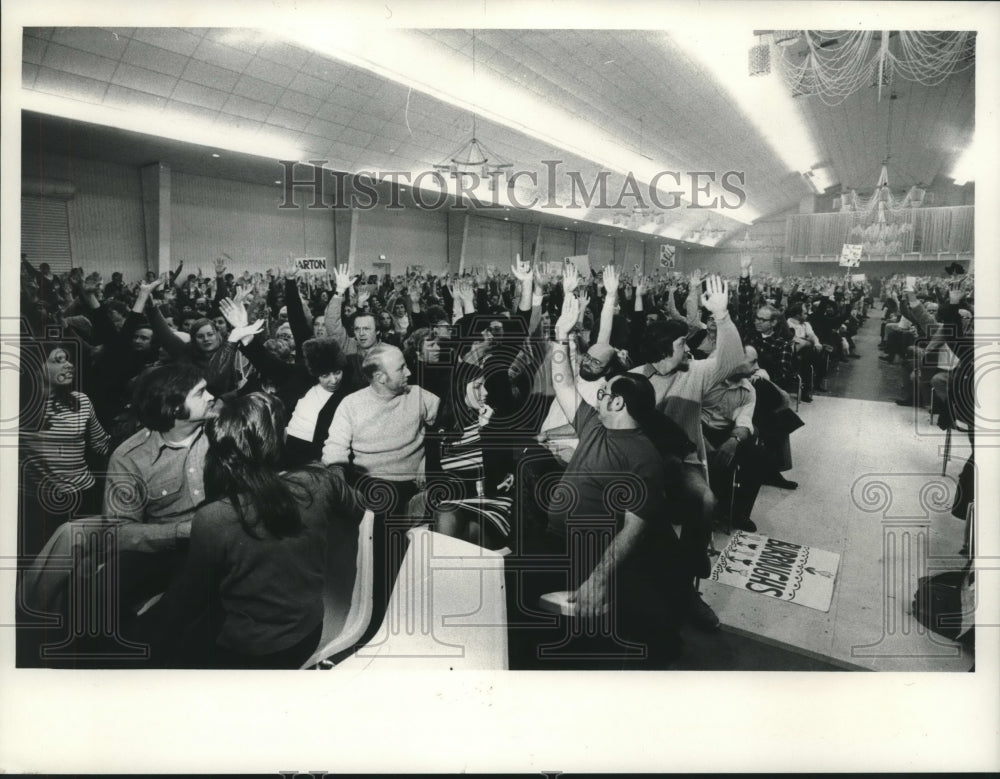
left=49, top=27, right=129, bottom=60
left=131, top=28, right=204, bottom=58
left=121, top=39, right=190, bottom=78
left=19, top=26, right=976, bottom=243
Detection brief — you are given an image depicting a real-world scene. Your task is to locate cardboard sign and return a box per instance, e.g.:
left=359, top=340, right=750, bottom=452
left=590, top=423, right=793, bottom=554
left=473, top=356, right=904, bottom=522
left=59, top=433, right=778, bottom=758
left=659, top=244, right=676, bottom=269
left=851, top=273, right=867, bottom=283
left=295, top=256, right=328, bottom=273
left=838, top=243, right=863, bottom=267
left=709, top=531, right=840, bottom=612
left=564, top=254, right=591, bottom=278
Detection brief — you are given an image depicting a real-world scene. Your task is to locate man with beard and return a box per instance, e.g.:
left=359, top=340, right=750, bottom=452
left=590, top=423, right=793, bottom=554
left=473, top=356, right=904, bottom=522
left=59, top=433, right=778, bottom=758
left=630, top=273, right=745, bottom=630
left=539, top=264, right=631, bottom=449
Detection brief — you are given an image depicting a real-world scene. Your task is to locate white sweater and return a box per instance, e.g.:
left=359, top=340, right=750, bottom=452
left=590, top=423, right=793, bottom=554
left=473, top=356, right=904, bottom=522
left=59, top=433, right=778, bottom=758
left=322, top=385, right=440, bottom=481
left=286, top=384, right=333, bottom=442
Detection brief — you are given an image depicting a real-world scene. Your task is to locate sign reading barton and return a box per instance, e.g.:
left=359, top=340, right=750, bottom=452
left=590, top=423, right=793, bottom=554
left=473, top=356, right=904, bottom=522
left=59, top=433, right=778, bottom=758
left=295, top=257, right=328, bottom=273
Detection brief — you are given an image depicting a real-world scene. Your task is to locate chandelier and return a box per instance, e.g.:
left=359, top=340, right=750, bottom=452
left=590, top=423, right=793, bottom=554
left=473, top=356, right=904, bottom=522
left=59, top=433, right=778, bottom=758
left=683, top=216, right=728, bottom=245
left=844, top=162, right=925, bottom=254
left=612, top=205, right=666, bottom=229
left=433, top=31, right=513, bottom=184
left=433, top=119, right=513, bottom=182
left=749, top=31, right=975, bottom=105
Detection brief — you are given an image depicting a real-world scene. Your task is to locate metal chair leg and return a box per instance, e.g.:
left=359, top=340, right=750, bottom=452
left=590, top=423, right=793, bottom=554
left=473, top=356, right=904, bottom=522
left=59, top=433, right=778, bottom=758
left=727, top=463, right=740, bottom=535
left=942, top=425, right=952, bottom=476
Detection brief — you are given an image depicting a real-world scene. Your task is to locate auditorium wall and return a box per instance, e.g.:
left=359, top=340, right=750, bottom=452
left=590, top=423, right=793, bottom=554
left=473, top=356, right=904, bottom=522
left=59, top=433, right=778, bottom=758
left=170, top=171, right=335, bottom=273
left=349, top=203, right=448, bottom=274
left=23, top=152, right=147, bottom=280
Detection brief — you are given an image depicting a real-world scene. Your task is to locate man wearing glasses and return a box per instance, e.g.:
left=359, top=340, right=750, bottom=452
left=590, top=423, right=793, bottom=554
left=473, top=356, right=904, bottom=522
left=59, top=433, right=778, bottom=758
left=627, top=272, right=746, bottom=631
left=537, top=290, right=692, bottom=667
left=737, top=262, right=801, bottom=401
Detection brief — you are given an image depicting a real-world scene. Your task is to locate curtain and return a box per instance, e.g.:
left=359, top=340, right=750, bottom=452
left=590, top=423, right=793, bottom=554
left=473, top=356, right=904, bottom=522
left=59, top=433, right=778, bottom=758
left=786, top=206, right=974, bottom=256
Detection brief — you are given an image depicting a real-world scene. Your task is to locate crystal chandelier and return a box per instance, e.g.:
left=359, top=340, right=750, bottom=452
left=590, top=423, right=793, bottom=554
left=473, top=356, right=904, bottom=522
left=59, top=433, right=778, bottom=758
left=749, top=31, right=975, bottom=105
left=844, top=162, right=924, bottom=254
left=683, top=216, right=727, bottom=245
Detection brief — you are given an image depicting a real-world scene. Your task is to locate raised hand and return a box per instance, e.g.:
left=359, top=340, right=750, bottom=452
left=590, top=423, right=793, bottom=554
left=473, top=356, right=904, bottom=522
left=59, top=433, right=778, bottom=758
left=229, top=317, right=265, bottom=346
left=457, top=279, right=475, bottom=303
left=138, top=277, right=164, bottom=297
left=214, top=254, right=230, bottom=276
left=333, top=263, right=356, bottom=296
left=219, top=297, right=248, bottom=330
left=555, top=294, right=580, bottom=340
left=562, top=261, right=580, bottom=295
left=602, top=264, right=620, bottom=294
left=739, top=254, right=752, bottom=274
left=357, top=287, right=372, bottom=308
left=700, top=275, right=730, bottom=316
left=510, top=257, right=532, bottom=283
left=233, top=285, right=253, bottom=307
left=82, top=272, right=103, bottom=296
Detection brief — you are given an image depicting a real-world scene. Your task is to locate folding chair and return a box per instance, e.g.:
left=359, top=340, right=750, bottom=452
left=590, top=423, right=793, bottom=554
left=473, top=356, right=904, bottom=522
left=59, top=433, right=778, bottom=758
left=941, top=419, right=971, bottom=477
left=303, top=510, right=376, bottom=669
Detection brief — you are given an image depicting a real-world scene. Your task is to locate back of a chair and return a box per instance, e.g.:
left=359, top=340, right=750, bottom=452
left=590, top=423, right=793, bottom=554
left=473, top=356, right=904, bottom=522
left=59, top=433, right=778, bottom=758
left=301, top=509, right=376, bottom=669
left=332, top=526, right=509, bottom=670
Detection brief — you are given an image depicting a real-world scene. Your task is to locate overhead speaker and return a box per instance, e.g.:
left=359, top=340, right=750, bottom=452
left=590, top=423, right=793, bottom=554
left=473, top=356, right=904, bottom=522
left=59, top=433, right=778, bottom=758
left=749, top=43, right=771, bottom=76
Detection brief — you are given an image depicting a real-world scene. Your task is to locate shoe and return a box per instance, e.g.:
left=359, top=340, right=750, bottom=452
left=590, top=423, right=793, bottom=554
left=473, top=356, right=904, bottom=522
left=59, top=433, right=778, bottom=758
left=763, top=474, right=798, bottom=490
left=894, top=397, right=913, bottom=406
left=879, top=355, right=894, bottom=363
left=732, top=516, right=757, bottom=532
left=687, top=590, right=721, bottom=632
left=800, top=393, right=813, bottom=403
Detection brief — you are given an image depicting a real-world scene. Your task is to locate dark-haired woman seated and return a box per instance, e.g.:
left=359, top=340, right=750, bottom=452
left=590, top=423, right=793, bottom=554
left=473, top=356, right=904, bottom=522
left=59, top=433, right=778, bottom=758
left=422, top=361, right=517, bottom=551
left=153, top=392, right=365, bottom=669
left=19, top=343, right=110, bottom=557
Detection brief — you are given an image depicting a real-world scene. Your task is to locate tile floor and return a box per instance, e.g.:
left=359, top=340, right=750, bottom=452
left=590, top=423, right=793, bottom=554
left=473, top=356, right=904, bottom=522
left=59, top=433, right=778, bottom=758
left=700, top=309, right=974, bottom=671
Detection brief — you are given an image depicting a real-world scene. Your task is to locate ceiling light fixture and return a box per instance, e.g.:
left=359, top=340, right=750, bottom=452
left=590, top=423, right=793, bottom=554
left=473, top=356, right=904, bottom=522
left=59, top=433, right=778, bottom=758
left=20, top=90, right=306, bottom=162
left=433, top=30, right=513, bottom=183
left=683, top=215, right=728, bottom=246
left=285, top=26, right=753, bottom=224
left=753, top=30, right=975, bottom=105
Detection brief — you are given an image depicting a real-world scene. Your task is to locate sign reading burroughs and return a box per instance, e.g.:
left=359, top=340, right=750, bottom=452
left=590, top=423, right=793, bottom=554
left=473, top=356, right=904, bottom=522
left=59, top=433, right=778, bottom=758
left=709, top=531, right=840, bottom=612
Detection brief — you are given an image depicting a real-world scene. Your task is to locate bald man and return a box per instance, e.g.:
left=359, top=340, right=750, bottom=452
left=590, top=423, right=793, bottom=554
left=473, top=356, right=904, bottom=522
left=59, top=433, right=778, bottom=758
left=322, top=343, right=440, bottom=520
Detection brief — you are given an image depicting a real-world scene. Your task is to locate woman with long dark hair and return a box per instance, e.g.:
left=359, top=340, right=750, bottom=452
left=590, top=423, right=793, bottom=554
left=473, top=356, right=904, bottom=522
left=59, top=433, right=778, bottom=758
left=18, top=342, right=110, bottom=557
left=154, top=392, right=365, bottom=668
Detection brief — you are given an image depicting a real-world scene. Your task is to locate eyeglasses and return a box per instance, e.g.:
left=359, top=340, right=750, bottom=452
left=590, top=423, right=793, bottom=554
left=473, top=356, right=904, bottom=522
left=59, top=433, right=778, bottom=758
left=754, top=316, right=773, bottom=322
left=596, top=388, right=618, bottom=402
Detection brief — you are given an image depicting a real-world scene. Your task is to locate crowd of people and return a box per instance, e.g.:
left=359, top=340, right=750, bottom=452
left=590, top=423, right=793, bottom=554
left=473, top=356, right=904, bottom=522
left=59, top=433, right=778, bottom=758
left=876, top=266, right=977, bottom=547
left=16, top=247, right=974, bottom=669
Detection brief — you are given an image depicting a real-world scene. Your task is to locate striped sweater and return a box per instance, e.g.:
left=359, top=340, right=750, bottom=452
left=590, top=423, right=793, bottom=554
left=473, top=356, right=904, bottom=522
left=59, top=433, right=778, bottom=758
left=20, top=391, right=110, bottom=495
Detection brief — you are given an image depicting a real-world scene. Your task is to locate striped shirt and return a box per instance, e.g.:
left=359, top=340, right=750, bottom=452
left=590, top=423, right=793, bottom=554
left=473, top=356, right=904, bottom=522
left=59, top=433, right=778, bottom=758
left=439, top=422, right=485, bottom=484
left=20, top=391, right=110, bottom=495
